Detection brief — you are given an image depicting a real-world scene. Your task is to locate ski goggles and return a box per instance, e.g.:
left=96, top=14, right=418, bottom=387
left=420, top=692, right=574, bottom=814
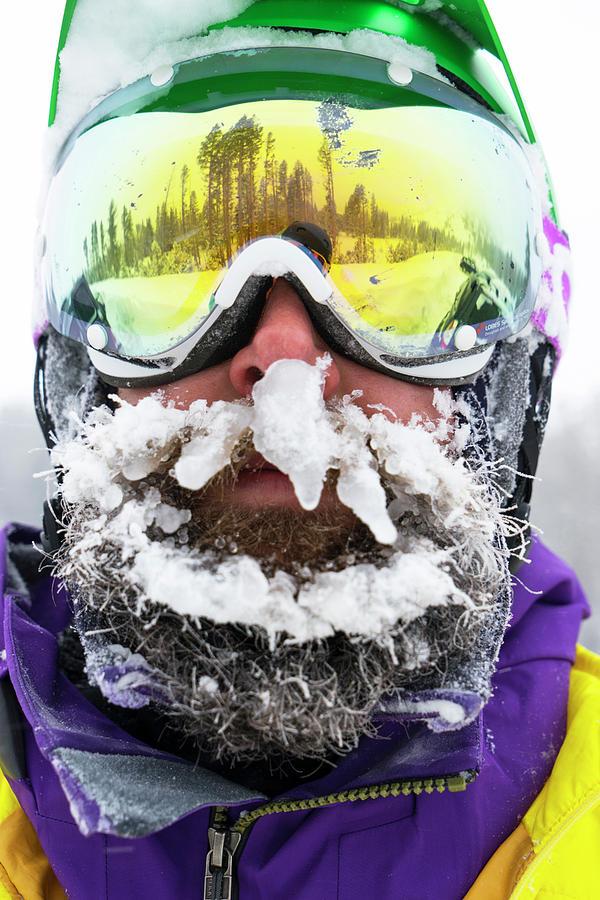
left=41, top=48, right=542, bottom=387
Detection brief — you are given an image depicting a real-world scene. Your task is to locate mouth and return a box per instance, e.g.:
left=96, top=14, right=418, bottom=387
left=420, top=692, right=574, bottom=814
left=241, top=453, right=277, bottom=473
left=233, top=453, right=301, bottom=507
left=231, top=454, right=344, bottom=512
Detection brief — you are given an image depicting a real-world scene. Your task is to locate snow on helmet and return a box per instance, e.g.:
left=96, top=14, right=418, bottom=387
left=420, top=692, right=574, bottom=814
left=35, top=0, right=571, bottom=566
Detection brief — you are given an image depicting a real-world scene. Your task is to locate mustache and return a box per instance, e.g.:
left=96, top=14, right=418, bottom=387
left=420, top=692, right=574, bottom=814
left=55, top=357, right=438, bottom=547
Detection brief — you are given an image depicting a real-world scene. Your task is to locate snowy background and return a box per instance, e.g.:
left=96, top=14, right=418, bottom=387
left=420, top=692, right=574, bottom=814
left=1, top=1, right=598, bottom=648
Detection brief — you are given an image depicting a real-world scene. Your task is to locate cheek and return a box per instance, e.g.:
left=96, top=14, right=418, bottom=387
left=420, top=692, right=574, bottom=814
left=374, top=380, right=443, bottom=424
left=118, top=361, right=237, bottom=409
left=333, top=354, right=447, bottom=424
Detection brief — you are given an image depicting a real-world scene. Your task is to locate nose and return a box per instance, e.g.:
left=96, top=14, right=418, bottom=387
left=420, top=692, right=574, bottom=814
left=228, top=277, right=341, bottom=398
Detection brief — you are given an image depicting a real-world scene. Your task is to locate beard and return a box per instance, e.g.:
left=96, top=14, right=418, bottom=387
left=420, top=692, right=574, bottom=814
left=52, top=359, right=511, bottom=765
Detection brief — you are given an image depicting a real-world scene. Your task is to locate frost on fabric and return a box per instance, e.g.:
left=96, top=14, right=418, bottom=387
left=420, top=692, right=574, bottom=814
left=483, top=340, right=530, bottom=500
left=43, top=333, right=103, bottom=445
left=393, top=696, right=465, bottom=725
left=84, top=643, right=160, bottom=709
left=52, top=358, right=503, bottom=644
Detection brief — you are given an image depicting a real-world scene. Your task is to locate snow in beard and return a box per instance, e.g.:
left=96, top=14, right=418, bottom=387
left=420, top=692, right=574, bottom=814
left=175, top=355, right=396, bottom=544
left=53, top=357, right=503, bottom=644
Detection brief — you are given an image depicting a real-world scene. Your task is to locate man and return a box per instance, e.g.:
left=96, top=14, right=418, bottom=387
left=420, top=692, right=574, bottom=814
left=1, top=1, right=598, bottom=898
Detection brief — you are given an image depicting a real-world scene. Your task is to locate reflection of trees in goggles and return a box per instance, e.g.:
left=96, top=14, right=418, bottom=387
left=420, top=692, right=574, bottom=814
left=76, top=104, right=528, bottom=303
left=47, top=99, right=535, bottom=371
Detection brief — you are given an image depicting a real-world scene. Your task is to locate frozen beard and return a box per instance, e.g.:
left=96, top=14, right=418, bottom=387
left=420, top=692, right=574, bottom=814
left=52, top=358, right=510, bottom=764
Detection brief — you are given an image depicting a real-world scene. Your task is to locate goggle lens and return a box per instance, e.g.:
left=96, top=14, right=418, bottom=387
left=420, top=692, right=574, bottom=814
left=43, top=98, right=537, bottom=365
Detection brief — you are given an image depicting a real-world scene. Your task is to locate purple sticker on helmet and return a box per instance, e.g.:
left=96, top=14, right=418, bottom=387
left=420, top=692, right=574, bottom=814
left=530, top=216, right=571, bottom=363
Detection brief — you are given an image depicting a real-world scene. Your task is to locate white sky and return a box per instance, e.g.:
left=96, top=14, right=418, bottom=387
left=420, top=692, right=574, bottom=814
left=1, top=1, right=598, bottom=412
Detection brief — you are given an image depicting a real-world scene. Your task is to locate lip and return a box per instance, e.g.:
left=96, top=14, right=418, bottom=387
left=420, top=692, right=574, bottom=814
left=233, top=453, right=300, bottom=506
left=229, top=454, right=341, bottom=512
left=241, top=453, right=277, bottom=473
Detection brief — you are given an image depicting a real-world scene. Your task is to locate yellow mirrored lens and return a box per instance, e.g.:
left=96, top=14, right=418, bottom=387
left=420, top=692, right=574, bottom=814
left=331, top=255, right=467, bottom=336
left=92, top=270, right=220, bottom=356
left=45, top=99, right=533, bottom=358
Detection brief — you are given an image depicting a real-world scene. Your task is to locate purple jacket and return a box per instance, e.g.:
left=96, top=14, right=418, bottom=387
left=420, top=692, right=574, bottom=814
left=0, top=523, right=589, bottom=899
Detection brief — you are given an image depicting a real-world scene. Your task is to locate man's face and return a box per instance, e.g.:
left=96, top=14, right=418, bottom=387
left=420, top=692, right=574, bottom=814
left=55, top=275, right=508, bottom=765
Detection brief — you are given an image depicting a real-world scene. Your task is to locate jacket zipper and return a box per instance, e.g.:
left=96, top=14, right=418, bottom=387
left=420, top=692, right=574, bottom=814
left=204, top=807, right=242, bottom=900
left=203, top=770, right=472, bottom=899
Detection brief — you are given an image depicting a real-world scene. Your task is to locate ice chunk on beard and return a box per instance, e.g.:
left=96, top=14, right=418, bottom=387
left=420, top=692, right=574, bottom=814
left=52, top=359, right=509, bottom=761
left=175, top=357, right=397, bottom=545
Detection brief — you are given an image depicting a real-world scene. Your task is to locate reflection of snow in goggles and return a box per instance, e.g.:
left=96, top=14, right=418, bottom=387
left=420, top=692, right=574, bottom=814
left=83, top=234, right=499, bottom=385
left=41, top=61, right=542, bottom=387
